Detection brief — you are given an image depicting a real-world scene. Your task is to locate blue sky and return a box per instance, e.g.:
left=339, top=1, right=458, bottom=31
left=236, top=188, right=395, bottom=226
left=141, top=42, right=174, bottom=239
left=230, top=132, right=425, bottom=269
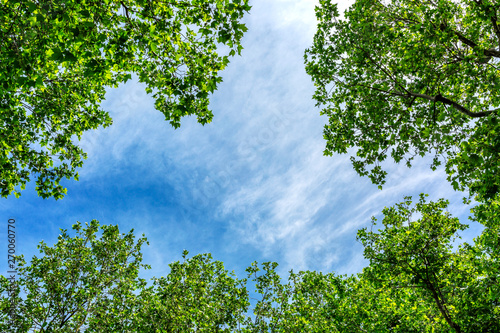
left=2, top=0, right=483, bottom=286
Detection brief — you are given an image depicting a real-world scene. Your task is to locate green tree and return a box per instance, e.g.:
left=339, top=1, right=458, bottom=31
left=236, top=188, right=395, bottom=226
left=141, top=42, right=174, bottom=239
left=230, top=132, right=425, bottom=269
left=305, top=0, right=500, bottom=200
left=241, top=195, right=499, bottom=332
left=0, top=220, right=150, bottom=332
left=0, top=0, right=251, bottom=199
left=2, top=199, right=498, bottom=332
left=357, top=194, right=500, bottom=332
left=133, top=251, right=250, bottom=332
left=241, top=262, right=353, bottom=332
left=0, top=221, right=252, bottom=332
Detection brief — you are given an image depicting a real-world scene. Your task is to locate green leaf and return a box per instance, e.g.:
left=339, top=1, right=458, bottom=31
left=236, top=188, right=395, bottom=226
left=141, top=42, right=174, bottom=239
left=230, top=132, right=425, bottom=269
left=0, top=0, right=251, bottom=199
left=305, top=0, right=500, bottom=201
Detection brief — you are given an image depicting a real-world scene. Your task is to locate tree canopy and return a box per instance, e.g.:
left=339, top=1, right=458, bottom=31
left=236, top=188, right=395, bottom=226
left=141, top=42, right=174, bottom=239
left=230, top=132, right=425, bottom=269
left=305, top=0, right=500, bottom=201
left=0, top=220, right=150, bottom=332
left=2, top=196, right=498, bottom=332
left=0, top=0, right=250, bottom=199
left=2, top=0, right=499, bottom=331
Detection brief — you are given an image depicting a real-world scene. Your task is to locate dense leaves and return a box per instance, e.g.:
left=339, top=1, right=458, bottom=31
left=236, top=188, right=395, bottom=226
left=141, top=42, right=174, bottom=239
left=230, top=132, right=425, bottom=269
left=358, top=194, right=499, bottom=332
left=305, top=0, right=500, bottom=200
left=0, top=220, right=150, bottom=332
left=0, top=0, right=250, bottom=199
left=1, top=197, right=498, bottom=332
left=133, top=251, right=250, bottom=332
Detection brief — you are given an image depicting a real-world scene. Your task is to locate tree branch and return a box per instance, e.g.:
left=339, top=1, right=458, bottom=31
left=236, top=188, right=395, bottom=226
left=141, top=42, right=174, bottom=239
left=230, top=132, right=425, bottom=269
left=439, top=22, right=500, bottom=60
left=340, top=78, right=498, bottom=119
left=425, top=278, right=462, bottom=333
left=408, top=92, right=498, bottom=118
left=491, top=15, right=500, bottom=49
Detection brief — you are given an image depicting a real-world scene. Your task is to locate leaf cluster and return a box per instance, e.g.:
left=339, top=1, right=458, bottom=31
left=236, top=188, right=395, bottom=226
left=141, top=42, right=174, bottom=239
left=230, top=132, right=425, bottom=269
left=0, top=0, right=251, bottom=199
left=305, top=0, right=500, bottom=200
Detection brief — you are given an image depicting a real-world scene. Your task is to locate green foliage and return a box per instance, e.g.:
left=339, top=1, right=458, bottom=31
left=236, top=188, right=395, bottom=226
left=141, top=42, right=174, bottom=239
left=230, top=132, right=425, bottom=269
left=0, top=0, right=251, bottom=199
left=0, top=220, right=150, bottom=332
left=305, top=0, right=500, bottom=200
left=2, top=199, right=498, bottom=332
left=133, top=251, right=250, bottom=332
left=357, top=195, right=500, bottom=332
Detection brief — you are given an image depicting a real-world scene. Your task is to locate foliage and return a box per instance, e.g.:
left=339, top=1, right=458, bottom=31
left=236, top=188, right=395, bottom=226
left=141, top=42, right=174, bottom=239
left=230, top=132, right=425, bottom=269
left=357, top=194, right=500, bottom=332
left=305, top=0, right=500, bottom=200
left=133, top=251, right=250, bottom=332
left=0, top=0, right=251, bottom=199
left=0, top=220, right=150, bottom=332
left=1, top=197, right=498, bottom=332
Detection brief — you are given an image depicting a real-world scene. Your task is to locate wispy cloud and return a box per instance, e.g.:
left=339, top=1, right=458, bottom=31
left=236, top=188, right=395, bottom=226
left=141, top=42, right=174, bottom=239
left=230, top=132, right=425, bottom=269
left=2, top=0, right=479, bottom=285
